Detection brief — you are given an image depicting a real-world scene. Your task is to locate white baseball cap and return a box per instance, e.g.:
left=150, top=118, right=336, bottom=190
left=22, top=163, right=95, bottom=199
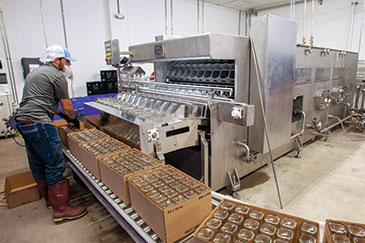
left=40, top=45, right=76, bottom=63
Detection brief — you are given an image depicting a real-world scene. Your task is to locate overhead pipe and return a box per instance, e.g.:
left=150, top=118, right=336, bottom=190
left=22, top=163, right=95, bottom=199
left=357, top=1, right=365, bottom=53
left=170, top=0, right=173, bottom=35
left=349, top=1, right=358, bottom=50
left=39, top=0, right=48, bottom=48
left=0, top=0, right=18, bottom=105
left=197, top=0, right=200, bottom=34
left=302, top=0, right=307, bottom=45
left=60, top=0, right=68, bottom=48
left=238, top=10, right=242, bottom=35
left=310, top=0, right=315, bottom=46
left=202, top=1, right=204, bottom=33
left=165, top=0, right=168, bottom=35
left=106, top=0, right=113, bottom=40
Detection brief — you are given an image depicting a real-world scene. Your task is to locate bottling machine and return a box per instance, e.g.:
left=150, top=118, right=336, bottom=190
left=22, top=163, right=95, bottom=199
left=86, top=15, right=360, bottom=192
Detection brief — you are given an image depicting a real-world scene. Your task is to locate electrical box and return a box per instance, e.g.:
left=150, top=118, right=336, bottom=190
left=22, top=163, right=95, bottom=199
left=104, top=40, right=120, bottom=66
left=86, top=81, right=106, bottom=96
left=21, top=57, right=42, bottom=79
left=100, top=70, right=117, bottom=82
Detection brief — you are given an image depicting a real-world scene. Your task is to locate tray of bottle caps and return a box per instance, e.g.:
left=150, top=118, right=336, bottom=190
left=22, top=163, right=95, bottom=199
left=324, top=219, right=365, bottom=243
left=193, top=198, right=320, bottom=243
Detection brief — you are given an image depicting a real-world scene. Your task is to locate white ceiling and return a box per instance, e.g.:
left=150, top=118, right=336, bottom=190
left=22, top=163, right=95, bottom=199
left=203, top=0, right=293, bottom=11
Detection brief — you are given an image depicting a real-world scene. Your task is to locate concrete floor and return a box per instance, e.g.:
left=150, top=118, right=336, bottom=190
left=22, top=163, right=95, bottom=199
left=0, top=128, right=364, bottom=242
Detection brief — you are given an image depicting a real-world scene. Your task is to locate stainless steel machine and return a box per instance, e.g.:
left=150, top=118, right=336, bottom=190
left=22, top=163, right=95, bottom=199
left=87, top=15, right=361, bottom=192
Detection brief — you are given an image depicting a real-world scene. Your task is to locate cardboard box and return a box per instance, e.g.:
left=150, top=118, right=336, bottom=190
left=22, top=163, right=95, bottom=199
left=128, top=165, right=212, bottom=242
left=5, top=171, right=40, bottom=209
left=99, top=149, right=163, bottom=204
left=53, top=119, right=68, bottom=136
left=193, top=198, right=320, bottom=243
left=72, top=137, right=130, bottom=179
left=67, top=129, right=109, bottom=161
left=58, top=122, right=95, bottom=146
left=324, top=219, right=365, bottom=243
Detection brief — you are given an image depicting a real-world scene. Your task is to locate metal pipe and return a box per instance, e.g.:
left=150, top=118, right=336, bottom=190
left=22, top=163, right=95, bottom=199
left=357, top=1, right=365, bottom=52
left=245, top=10, right=250, bottom=36
left=237, top=142, right=250, bottom=162
left=39, top=0, right=48, bottom=48
left=290, top=111, right=306, bottom=139
left=126, top=80, right=233, bottom=92
left=303, top=0, right=307, bottom=45
left=251, top=39, right=283, bottom=209
left=320, top=114, right=354, bottom=133
left=138, top=87, right=231, bottom=103
left=310, top=0, right=315, bottom=46
left=106, top=0, right=113, bottom=40
left=202, top=1, right=204, bottom=33
left=0, top=0, right=18, bottom=105
left=170, top=0, right=173, bottom=35
left=165, top=0, right=168, bottom=35
left=238, top=10, right=241, bottom=35
left=60, top=0, right=68, bottom=48
left=349, top=1, right=358, bottom=50
left=197, top=0, right=200, bottom=34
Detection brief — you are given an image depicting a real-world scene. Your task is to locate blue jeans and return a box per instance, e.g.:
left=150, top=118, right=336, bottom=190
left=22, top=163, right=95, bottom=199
left=16, top=121, right=66, bottom=185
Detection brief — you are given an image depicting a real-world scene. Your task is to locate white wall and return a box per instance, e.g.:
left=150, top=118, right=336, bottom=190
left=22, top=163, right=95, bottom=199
left=258, top=0, right=365, bottom=59
left=0, top=0, right=242, bottom=103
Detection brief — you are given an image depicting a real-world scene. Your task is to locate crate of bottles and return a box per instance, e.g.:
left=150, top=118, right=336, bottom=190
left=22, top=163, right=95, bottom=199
left=76, top=137, right=130, bottom=179
left=193, top=198, right=320, bottom=243
left=323, top=219, right=365, bottom=243
left=99, top=149, right=163, bottom=204
left=128, top=165, right=212, bottom=243
left=67, top=129, right=109, bottom=161
left=58, top=121, right=95, bottom=146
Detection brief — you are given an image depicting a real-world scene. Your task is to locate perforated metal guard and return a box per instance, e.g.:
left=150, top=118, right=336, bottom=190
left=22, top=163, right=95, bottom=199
left=166, top=59, right=235, bottom=90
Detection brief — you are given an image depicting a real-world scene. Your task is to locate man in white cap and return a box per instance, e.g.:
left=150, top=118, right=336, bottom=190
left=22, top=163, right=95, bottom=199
left=15, top=45, right=87, bottom=223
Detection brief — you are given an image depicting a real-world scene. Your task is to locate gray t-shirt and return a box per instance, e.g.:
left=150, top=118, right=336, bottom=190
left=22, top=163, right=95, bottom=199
left=16, top=63, right=69, bottom=124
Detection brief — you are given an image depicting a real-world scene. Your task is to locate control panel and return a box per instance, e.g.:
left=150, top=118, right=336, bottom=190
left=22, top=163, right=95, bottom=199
left=314, top=89, right=331, bottom=110
left=104, top=40, right=120, bottom=66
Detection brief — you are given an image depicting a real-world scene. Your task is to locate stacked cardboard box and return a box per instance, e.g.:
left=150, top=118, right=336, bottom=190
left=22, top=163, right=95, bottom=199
left=99, top=149, right=163, bottom=204
left=59, top=122, right=95, bottom=146
left=67, top=129, right=110, bottom=160
left=128, top=165, right=212, bottom=243
left=69, top=136, right=130, bottom=179
left=193, top=198, right=320, bottom=243
left=323, top=219, right=365, bottom=242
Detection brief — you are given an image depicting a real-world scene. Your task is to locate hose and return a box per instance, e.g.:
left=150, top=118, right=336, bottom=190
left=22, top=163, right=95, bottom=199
left=328, top=115, right=365, bottom=141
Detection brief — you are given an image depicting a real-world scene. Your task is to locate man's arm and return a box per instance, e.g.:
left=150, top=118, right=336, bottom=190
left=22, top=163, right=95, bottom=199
left=59, top=99, right=75, bottom=119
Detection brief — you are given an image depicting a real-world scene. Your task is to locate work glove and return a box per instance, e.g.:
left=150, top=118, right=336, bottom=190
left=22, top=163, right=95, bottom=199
left=58, top=112, right=80, bottom=129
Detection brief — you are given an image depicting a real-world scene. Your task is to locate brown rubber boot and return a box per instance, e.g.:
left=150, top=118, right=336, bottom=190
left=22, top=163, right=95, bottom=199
left=36, top=178, right=51, bottom=208
left=48, top=179, right=87, bottom=223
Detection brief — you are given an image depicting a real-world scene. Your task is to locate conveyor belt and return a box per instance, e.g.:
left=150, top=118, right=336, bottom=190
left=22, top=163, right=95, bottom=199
left=63, top=147, right=224, bottom=242
left=63, top=147, right=325, bottom=242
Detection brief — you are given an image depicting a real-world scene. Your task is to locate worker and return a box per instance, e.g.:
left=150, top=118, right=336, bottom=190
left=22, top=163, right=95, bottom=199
left=14, top=45, right=87, bottom=223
